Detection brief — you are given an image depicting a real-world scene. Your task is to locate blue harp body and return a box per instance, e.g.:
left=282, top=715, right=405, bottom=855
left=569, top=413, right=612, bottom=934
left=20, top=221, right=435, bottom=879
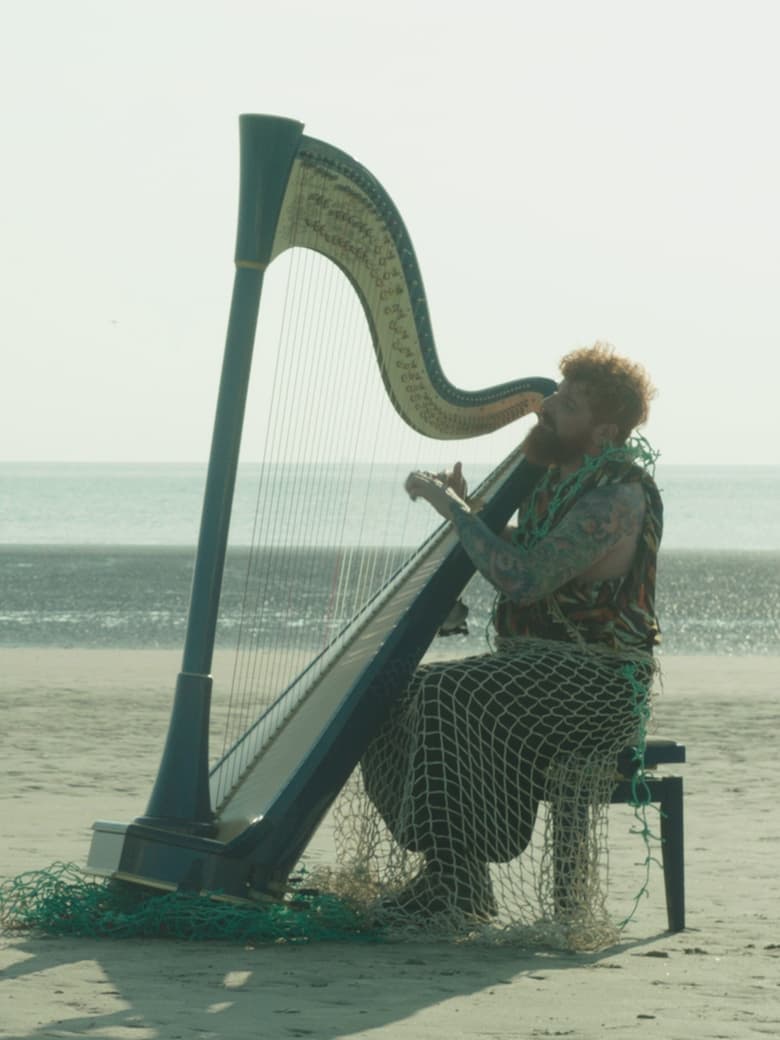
left=87, top=115, right=555, bottom=900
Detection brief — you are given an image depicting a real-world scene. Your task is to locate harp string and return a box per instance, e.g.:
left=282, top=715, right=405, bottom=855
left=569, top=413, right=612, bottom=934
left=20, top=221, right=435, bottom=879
left=209, top=156, right=526, bottom=810
left=220, top=248, right=319, bottom=789
left=212, top=182, right=435, bottom=803
left=230, top=236, right=316, bottom=766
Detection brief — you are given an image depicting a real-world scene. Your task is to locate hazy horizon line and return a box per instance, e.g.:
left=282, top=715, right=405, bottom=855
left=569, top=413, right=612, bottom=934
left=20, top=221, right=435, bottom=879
left=0, top=459, right=776, bottom=469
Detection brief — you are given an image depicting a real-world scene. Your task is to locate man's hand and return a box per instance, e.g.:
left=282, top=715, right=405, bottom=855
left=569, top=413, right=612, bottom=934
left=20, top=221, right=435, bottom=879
left=435, top=460, right=468, bottom=499
left=404, top=470, right=469, bottom=521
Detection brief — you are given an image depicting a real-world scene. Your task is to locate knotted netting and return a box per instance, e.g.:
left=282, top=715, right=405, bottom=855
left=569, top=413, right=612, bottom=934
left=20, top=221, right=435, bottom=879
left=0, top=861, right=377, bottom=944
left=323, top=637, right=656, bottom=950
left=317, top=437, right=663, bottom=950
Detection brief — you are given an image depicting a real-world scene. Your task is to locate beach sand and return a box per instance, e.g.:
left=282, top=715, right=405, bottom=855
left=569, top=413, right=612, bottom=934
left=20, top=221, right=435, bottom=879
left=1, top=649, right=779, bottom=1039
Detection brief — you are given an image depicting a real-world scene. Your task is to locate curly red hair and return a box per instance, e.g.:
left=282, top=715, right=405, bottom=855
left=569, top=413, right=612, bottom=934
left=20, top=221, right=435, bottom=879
left=559, top=342, right=656, bottom=442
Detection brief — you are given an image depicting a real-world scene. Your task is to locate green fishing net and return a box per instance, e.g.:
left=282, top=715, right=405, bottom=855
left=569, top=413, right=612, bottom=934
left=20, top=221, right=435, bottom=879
left=0, top=862, right=378, bottom=944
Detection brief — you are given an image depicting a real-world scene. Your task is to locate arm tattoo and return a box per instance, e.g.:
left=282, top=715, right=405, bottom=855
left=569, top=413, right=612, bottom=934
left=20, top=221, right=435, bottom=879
left=450, top=483, right=645, bottom=605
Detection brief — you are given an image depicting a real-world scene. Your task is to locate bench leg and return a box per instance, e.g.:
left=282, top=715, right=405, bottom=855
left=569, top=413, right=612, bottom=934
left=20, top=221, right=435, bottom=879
left=659, top=776, right=685, bottom=931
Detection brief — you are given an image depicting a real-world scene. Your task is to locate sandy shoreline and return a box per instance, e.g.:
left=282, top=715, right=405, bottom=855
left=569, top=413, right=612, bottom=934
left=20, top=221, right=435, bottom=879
left=2, top=649, right=779, bottom=1038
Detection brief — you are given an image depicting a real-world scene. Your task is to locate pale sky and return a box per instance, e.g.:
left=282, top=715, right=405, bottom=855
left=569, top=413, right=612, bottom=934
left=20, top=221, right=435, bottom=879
left=1, top=0, right=778, bottom=464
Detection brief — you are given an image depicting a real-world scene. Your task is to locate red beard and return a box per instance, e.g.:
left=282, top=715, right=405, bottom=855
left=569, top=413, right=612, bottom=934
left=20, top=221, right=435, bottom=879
left=521, top=419, right=592, bottom=467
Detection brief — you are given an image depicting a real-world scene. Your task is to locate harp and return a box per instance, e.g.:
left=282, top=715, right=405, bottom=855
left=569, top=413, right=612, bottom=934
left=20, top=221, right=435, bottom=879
left=87, top=115, right=555, bottom=900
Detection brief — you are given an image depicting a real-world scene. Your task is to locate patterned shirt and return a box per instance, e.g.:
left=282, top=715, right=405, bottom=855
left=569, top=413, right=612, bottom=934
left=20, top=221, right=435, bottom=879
left=493, top=456, right=663, bottom=653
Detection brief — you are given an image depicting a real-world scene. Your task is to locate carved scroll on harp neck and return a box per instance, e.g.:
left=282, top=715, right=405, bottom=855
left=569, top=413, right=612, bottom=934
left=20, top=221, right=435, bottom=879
left=269, top=149, right=537, bottom=440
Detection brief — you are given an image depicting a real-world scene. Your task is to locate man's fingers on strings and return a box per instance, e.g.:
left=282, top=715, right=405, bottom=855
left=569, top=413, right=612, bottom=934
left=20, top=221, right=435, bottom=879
left=452, top=461, right=467, bottom=498
left=433, top=461, right=467, bottom=498
left=404, top=473, right=419, bottom=500
left=405, top=471, right=445, bottom=502
left=405, top=471, right=431, bottom=500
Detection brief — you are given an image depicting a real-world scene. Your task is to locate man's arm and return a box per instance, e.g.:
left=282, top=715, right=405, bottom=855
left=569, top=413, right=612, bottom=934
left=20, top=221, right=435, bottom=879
left=405, top=472, right=645, bottom=606
left=500, top=523, right=518, bottom=544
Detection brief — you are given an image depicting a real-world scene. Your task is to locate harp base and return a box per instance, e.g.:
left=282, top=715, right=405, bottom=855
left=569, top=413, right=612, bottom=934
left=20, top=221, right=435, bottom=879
left=86, top=819, right=288, bottom=902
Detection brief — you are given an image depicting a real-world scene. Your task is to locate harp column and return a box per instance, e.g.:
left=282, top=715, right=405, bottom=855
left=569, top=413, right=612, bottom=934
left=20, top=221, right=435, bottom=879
left=138, top=115, right=305, bottom=834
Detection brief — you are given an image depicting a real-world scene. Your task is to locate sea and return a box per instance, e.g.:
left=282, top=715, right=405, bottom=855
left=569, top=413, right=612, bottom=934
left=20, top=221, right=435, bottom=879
left=1, top=463, right=779, bottom=656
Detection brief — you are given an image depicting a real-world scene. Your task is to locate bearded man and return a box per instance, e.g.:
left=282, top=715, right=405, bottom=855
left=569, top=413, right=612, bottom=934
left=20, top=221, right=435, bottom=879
left=359, top=343, right=663, bottom=923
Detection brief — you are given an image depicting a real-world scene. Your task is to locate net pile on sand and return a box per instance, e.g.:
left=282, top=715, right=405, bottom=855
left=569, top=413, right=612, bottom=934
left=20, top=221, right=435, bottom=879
left=0, top=862, right=376, bottom=944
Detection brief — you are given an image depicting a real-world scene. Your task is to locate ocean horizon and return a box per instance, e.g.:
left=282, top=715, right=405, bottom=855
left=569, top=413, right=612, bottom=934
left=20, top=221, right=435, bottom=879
left=2, top=461, right=779, bottom=551
left=1, top=463, right=778, bottom=655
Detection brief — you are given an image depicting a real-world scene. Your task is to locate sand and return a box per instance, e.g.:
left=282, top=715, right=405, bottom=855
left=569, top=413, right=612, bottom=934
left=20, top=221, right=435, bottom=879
left=1, top=649, right=779, bottom=1039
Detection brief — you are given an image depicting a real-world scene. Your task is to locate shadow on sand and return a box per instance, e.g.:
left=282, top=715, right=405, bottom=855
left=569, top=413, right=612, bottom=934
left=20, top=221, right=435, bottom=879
left=1, top=925, right=673, bottom=1039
